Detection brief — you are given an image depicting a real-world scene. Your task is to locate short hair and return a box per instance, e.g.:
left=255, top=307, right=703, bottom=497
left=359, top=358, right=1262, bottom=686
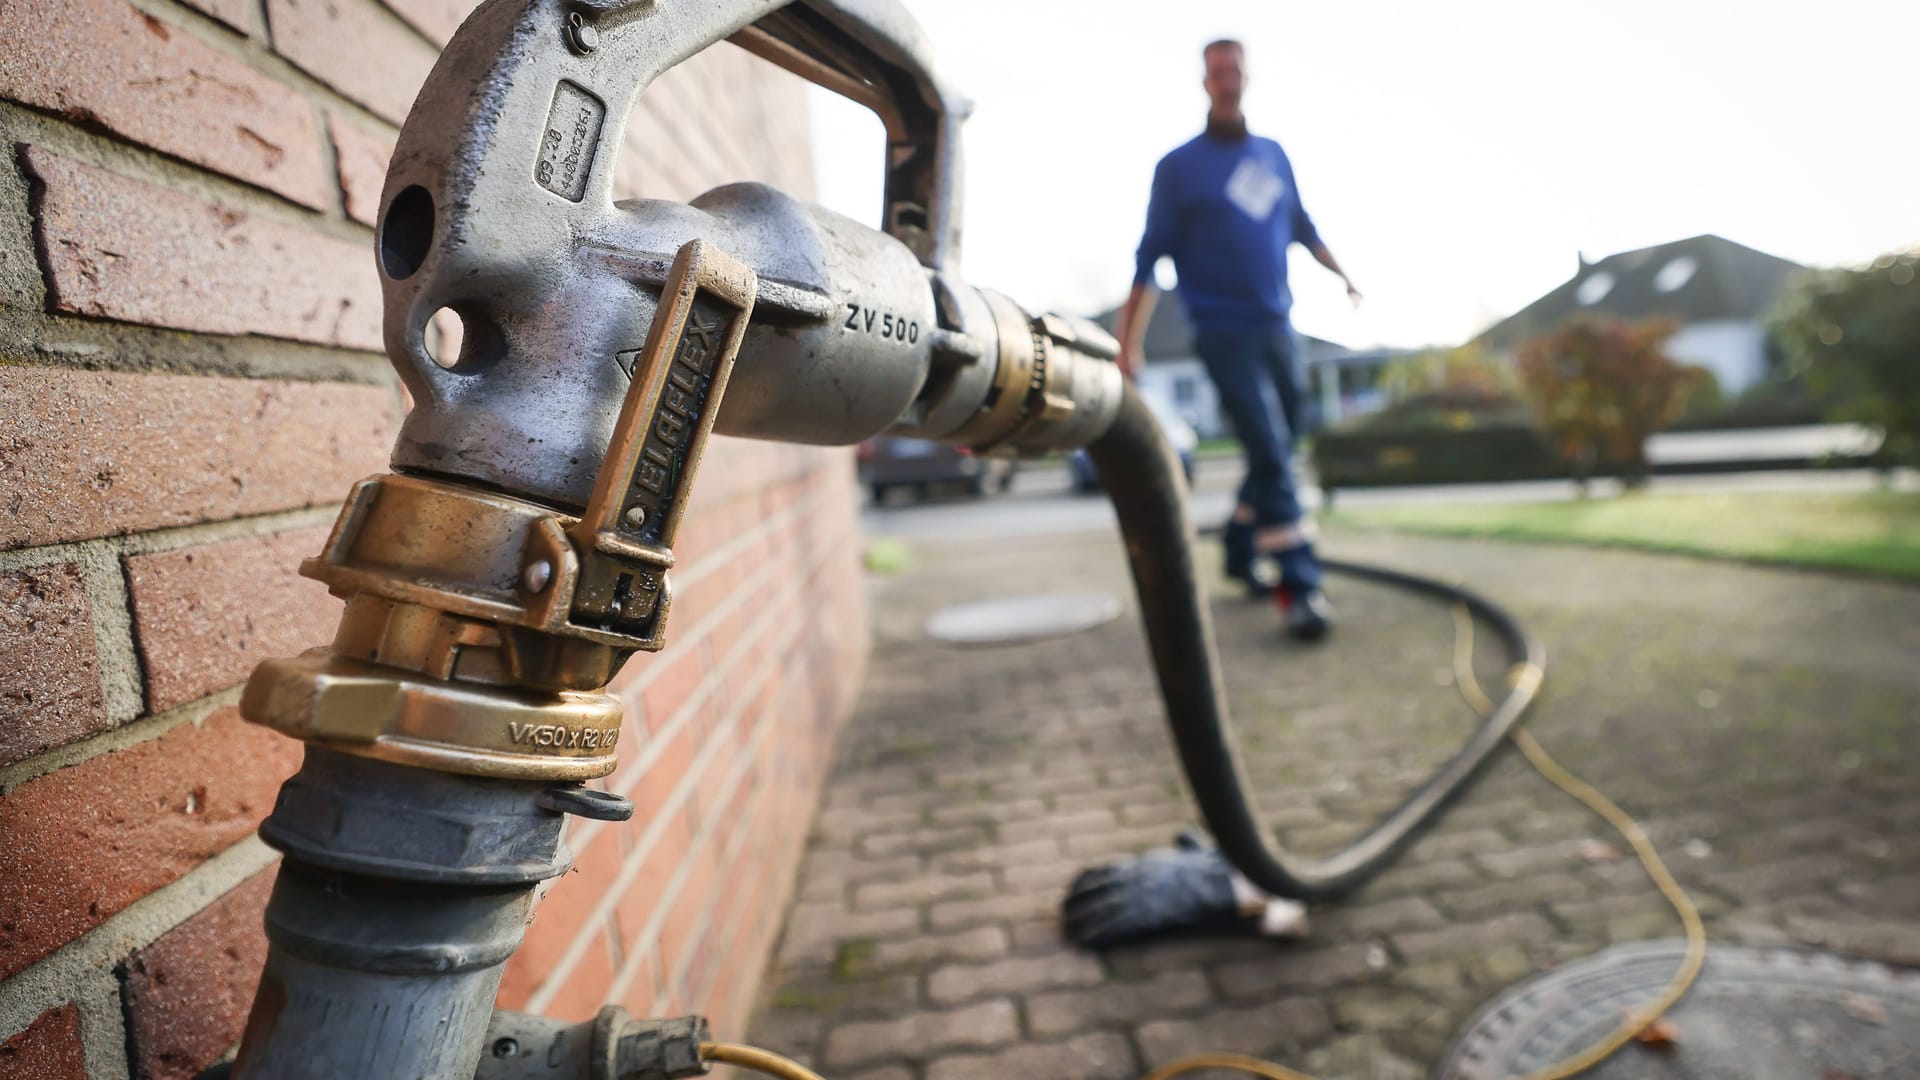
left=1203, top=39, right=1244, bottom=60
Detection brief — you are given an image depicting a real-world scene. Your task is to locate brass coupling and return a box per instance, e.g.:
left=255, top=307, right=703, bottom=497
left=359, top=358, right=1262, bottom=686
left=946, top=290, right=1125, bottom=455
left=243, top=652, right=625, bottom=781
left=241, top=240, right=757, bottom=781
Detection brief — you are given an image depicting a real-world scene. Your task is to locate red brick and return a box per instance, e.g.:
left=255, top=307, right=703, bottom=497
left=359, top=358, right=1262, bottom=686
left=177, top=0, right=253, bottom=32
left=688, top=730, right=742, bottom=828
left=656, top=575, right=720, bottom=653
left=0, top=1004, right=85, bottom=1080
left=617, top=77, right=726, bottom=205
left=0, top=366, right=395, bottom=551
left=699, top=965, right=738, bottom=1036
left=265, top=0, right=436, bottom=126
left=542, top=923, right=615, bottom=1023
left=496, top=825, right=622, bottom=1011
left=699, top=868, right=765, bottom=1020
left=325, top=113, right=392, bottom=226
left=0, top=564, right=106, bottom=767
left=0, top=0, right=329, bottom=209
left=20, top=147, right=383, bottom=350
left=703, top=592, right=757, bottom=676
left=616, top=952, right=657, bottom=1018
left=612, top=807, right=692, bottom=950
left=122, top=869, right=274, bottom=1080
left=656, top=851, right=719, bottom=986
left=0, top=706, right=300, bottom=980
left=673, top=936, right=715, bottom=1021
left=382, top=0, right=473, bottom=44
left=690, top=436, right=752, bottom=507
left=638, top=646, right=707, bottom=735
left=705, top=768, right=759, bottom=859
left=614, top=725, right=695, bottom=824
left=710, top=816, right=762, bottom=934
left=125, top=525, right=339, bottom=712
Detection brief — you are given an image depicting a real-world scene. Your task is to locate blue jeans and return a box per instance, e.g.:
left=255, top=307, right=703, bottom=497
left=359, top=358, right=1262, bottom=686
left=1194, top=319, right=1322, bottom=595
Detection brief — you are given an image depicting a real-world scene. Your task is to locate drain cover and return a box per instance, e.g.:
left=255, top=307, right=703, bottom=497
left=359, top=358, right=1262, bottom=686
left=924, top=593, right=1122, bottom=646
left=1438, top=940, right=1920, bottom=1080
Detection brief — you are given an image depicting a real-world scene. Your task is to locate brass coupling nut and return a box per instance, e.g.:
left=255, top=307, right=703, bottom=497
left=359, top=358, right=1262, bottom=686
left=243, top=652, right=626, bottom=780
left=240, top=239, right=759, bottom=782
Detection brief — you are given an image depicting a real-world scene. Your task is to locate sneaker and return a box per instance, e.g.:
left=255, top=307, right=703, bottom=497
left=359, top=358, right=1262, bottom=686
left=1278, top=588, right=1334, bottom=641
left=1222, top=521, right=1276, bottom=597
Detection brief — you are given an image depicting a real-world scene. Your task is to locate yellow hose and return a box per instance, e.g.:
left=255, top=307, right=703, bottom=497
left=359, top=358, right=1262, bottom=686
left=1074, top=602, right=1704, bottom=1080
left=1139, top=1051, right=1319, bottom=1079
left=1446, top=602, right=1706, bottom=1080
left=702, top=601, right=1705, bottom=1080
left=701, top=1041, right=829, bottom=1080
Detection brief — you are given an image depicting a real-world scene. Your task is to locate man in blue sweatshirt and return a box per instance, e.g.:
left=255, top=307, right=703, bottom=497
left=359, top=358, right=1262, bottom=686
left=1113, top=38, right=1360, bottom=640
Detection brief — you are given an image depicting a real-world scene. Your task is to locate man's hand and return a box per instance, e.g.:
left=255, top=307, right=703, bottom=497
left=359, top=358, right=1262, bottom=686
left=1112, top=282, right=1157, bottom=382
left=1309, top=242, right=1362, bottom=309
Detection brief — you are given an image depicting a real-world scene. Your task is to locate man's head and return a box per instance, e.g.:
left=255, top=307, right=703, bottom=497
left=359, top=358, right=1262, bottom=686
left=1202, top=39, right=1246, bottom=117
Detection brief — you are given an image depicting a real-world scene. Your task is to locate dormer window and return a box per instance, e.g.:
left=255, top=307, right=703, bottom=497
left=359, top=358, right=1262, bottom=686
left=1576, top=271, right=1615, bottom=305
left=1654, top=256, right=1700, bottom=293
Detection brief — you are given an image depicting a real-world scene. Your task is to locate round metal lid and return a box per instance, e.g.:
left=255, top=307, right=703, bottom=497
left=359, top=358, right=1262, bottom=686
left=1438, top=939, right=1920, bottom=1080
left=924, top=593, right=1123, bottom=646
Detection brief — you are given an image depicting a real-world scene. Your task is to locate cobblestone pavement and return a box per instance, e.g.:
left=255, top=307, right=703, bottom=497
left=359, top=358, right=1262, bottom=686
left=744, top=526, right=1920, bottom=1079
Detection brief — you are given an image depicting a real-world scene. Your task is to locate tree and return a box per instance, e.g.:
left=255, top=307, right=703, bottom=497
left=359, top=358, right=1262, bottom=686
left=1378, top=343, right=1519, bottom=404
left=1769, top=249, right=1920, bottom=467
left=1515, top=317, right=1705, bottom=490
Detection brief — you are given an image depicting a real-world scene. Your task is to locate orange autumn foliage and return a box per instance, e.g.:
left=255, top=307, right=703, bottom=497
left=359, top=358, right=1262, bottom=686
left=1515, top=317, right=1706, bottom=487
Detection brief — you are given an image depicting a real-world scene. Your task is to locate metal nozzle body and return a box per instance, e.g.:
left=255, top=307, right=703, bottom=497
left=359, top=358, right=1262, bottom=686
left=378, top=0, right=1122, bottom=514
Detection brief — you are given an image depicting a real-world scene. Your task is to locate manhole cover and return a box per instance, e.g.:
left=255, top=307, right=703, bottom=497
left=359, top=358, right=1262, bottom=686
left=1438, top=940, right=1920, bottom=1080
left=924, top=593, right=1122, bottom=646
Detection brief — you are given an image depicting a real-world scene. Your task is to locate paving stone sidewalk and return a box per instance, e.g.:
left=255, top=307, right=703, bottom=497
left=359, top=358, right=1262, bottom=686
left=744, top=527, right=1920, bottom=1079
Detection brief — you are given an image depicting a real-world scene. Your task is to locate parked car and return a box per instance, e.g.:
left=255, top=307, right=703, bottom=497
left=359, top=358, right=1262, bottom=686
left=859, top=436, right=1016, bottom=504
left=1070, top=393, right=1198, bottom=494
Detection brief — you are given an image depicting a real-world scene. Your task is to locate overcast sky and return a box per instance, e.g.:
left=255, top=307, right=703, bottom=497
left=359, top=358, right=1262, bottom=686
left=806, top=0, right=1918, bottom=349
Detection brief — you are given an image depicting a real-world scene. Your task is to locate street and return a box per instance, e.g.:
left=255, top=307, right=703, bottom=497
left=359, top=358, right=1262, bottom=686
left=755, top=513, right=1920, bottom=1075
left=860, top=448, right=1904, bottom=542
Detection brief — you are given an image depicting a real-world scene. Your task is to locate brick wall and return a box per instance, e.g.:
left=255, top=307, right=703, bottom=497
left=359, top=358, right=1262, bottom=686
left=0, top=1, right=867, bottom=1075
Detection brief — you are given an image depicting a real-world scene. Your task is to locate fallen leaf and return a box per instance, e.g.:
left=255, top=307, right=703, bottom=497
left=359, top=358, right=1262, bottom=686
left=1631, top=1014, right=1680, bottom=1049
left=1575, top=839, right=1622, bottom=864
left=1843, top=992, right=1887, bottom=1026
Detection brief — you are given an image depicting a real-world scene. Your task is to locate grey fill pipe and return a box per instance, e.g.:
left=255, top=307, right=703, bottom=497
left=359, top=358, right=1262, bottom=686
left=228, top=749, right=628, bottom=1080
left=234, top=873, right=533, bottom=1078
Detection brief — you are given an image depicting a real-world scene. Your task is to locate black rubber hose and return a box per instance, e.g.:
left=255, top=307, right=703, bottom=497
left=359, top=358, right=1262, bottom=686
left=1088, top=384, right=1547, bottom=900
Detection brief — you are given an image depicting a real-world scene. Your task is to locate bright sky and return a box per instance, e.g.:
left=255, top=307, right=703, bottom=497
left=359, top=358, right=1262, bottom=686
left=807, top=0, right=1919, bottom=350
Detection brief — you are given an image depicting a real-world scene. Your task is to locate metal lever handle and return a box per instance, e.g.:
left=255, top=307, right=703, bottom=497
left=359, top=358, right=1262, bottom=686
left=379, top=0, right=962, bottom=365
left=567, top=239, right=757, bottom=642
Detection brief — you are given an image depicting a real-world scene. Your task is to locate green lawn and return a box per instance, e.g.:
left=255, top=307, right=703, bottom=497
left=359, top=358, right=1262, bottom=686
left=1196, top=436, right=1313, bottom=459
left=1330, top=489, right=1920, bottom=581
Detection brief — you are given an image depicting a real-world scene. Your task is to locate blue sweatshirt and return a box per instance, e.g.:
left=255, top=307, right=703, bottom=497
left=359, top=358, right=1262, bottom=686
left=1133, top=129, right=1322, bottom=328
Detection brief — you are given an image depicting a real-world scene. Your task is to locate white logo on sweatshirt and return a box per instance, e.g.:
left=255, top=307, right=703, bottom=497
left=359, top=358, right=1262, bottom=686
left=1224, top=156, right=1285, bottom=222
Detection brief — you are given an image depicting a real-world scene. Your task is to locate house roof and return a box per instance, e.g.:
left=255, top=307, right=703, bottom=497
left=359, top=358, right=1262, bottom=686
left=1474, top=234, right=1805, bottom=352
left=1090, top=290, right=1350, bottom=364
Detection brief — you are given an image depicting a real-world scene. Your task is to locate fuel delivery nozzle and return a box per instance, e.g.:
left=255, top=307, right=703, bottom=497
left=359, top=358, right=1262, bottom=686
left=238, top=0, right=1127, bottom=786
left=222, top=5, right=1145, bottom=1077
